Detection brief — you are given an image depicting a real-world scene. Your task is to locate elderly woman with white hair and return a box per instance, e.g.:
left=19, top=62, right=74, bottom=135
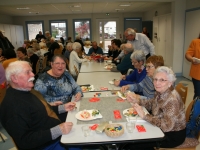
left=27, top=48, right=39, bottom=74
left=69, top=42, right=88, bottom=79
left=124, top=66, right=186, bottom=149
left=114, top=50, right=147, bottom=87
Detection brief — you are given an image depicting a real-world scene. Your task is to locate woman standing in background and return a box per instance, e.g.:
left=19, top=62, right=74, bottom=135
left=185, top=33, right=200, bottom=99
left=0, top=31, right=14, bottom=55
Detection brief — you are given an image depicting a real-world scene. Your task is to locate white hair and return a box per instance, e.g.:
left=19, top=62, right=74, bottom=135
left=153, top=66, right=176, bottom=83
left=27, top=48, right=35, bottom=54
left=72, top=42, right=81, bottom=51
left=58, top=43, right=64, bottom=49
left=130, top=50, right=146, bottom=63
left=6, top=61, right=30, bottom=83
left=45, top=31, right=50, bottom=34
left=50, top=37, right=55, bottom=41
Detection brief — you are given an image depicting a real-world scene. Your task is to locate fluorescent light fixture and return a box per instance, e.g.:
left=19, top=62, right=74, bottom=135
left=115, top=9, right=124, bottom=11
left=29, top=12, right=39, bottom=14
left=119, top=4, right=130, bottom=7
left=73, top=5, right=80, bottom=8
left=72, top=10, right=81, bottom=11
left=17, top=7, right=30, bottom=10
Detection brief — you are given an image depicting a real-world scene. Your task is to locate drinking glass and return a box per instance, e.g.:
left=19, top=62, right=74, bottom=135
left=126, top=122, right=135, bottom=133
left=82, top=125, right=91, bottom=137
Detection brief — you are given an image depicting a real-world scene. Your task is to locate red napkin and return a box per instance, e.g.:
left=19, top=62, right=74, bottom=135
left=116, top=98, right=125, bottom=102
left=113, top=110, right=122, bottom=119
left=89, top=97, right=100, bottom=102
left=1, top=82, right=6, bottom=89
left=136, top=125, right=146, bottom=132
left=100, top=87, right=108, bottom=90
left=90, top=124, right=98, bottom=130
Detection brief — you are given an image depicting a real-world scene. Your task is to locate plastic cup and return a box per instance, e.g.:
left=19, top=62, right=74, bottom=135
left=82, top=125, right=91, bottom=137
left=126, top=122, right=135, bottom=133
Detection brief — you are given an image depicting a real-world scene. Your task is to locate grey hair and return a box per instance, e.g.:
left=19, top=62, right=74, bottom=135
left=45, top=31, right=50, bottom=34
left=72, top=42, right=81, bottom=51
left=124, top=43, right=134, bottom=53
left=153, top=66, right=176, bottom=83
left=58, top=43, right=64, bottom=49
left=130, top=50, right=146, bottom=63
left=50, top=37, right=55, bottom=41
left=27, top=48, right=35, bottom=54
left=120, top=44, right=125, bottom=50
left=6, top=61, right=30, bottom=83
left=125, top=28, right=136, bottom=36
left=32, top=43, right=40, bottom=50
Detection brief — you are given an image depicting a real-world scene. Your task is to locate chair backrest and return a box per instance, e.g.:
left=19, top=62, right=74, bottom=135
left=54, top=48, right=62, bottom=55
left=0, top=82, right=7, bottom=104
left=175, top=83, right=188, bottom=104
left=42, top=56, right=47, bottom=71
left=66, top=58, right=69, bottom=70
left=74, top=65, right=79, bottom=76
left=35, top=59, right=40, bottom=75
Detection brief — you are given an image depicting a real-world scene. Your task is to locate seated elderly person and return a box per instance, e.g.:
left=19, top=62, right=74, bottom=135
left=88, top=41, right=103, bottom=56
left=124, top=66, right=186, bottom=149
left=111, top=43, right=134, bottom=75
left=27, top=48, right=39, bottom=74
left=39, top=38, right=47, bottom=49
left=64, top=42, right=73, bottom=61
left=16, top=47, right=31, bottom=62
left=0, top=61, right=76, bottom=150
left=114, top=50, right=146, bottom=87
left=69, top=42, right=88, bottom=79
left=34, top=55, right=82, bottom=106
left=121, top=55, right=164, bottom=99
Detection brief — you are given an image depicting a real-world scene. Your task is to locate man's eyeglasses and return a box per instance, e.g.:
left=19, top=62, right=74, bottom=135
left=146, top=65, right=155, bottom=69
left=153, top=78, right=168, bottom=83
left=53, top=62, right=66, bottom=66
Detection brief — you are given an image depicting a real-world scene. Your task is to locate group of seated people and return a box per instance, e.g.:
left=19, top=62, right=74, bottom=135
left=0, top=30, right=190, bottom=150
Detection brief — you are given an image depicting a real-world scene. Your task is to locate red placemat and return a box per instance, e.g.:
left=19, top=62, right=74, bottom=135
left=90, top=124, right=98, bottom=130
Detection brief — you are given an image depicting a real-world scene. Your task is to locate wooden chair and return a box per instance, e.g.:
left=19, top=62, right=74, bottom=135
left=42, top=56, right=47, bottom=71
left=54, top=47, right=62, bottom=55
left=175, top=83, right=188, bottom=104
left=35, top=59, right=40, bottom=75
left=74, top=65, right=79, bottom=76
left=158, top=100, right=200, bottom=150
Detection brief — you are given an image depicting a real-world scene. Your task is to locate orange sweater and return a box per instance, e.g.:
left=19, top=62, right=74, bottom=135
left=186, top=39, right=200, bottom=80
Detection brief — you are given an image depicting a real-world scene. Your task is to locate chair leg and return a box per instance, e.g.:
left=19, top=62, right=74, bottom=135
left=0, top=132, right=5, bottom=142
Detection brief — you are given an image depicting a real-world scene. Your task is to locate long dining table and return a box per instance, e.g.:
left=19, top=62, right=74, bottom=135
left=61, top=61, right=164, bottom=149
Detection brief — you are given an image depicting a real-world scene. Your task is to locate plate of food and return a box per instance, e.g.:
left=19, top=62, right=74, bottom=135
left=104, top=65, right=113, bottom=70
left=81, top=85, right=94, bottom=92
left=123, top=107, right=149, bottom=121
left=116, top=91, right=126, bottom=100
left=75, top=109, right=103, bottom=121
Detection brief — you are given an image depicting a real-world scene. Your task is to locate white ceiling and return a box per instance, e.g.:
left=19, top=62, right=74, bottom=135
left=0, top=0, right=172, bottom=17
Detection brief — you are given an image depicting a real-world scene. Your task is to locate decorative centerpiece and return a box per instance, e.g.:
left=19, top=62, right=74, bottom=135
left=104, top=124, right=124, bottom=138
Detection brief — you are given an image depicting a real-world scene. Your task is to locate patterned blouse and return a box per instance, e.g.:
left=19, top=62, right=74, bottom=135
left=34, top=71, right=82, bottom=104
left=142, top=88, right=186, bottom=132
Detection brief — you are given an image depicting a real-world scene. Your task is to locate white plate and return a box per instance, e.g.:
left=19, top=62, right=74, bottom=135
left=109, top=81, right=114, bottom=84
left=104, top=65, right=113, bottom=69
left=75, top=110, right=103, bottom=121
left=116, top=91, right=126, bottom=100
left=81, top=85, right=95, bottom=92
left=123, top=107, right=149, bottom=122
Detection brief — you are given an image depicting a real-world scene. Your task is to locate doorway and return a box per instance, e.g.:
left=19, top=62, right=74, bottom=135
left=97, top=19, right=118, bottom=53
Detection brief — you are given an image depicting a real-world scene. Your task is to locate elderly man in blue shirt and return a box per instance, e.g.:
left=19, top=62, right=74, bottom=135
left=88, top=41, right=103, bottom=56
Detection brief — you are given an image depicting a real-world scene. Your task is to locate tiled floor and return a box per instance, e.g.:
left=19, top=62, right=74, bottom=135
left=0, top=77, right=199, bottom=150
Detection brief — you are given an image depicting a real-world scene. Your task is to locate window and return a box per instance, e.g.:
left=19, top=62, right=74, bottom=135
left=49, top=20, right=67, bottom=41
left=73, top=19, right=91, bottom=41
left=26, top=21, right=44, bottom=40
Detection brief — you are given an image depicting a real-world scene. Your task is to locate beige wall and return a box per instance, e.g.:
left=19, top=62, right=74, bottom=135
left=0, top=14, right=13, bottom=24
left=143, top=3, right=171, bottom=21
left=186, top=0, right=200, bottom=9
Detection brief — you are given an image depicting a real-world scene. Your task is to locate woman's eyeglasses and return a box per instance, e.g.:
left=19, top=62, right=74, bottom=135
left=153, top=78, right=168, bottom=83
left=146, top=65, right=155, bottom=69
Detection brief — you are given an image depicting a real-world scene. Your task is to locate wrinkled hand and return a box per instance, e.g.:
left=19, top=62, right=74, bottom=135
left=120, top=75, right=126, bottom=80
left=133, top=103, right=145, bottom=119
left=114, top=80, right=120, bottom=86
left=64, top=102, right=76, bottom=111
left=74, top=92, right=82, bottom=102
left=50, top=101, right=63, bottom=106
left=121, top=85, right=129, bottom=93
left=126, top=92, right=139, bottom=104
left=114, top=57, right=118, bottom=61
left=59, top=122, right=73, bottom=134
left=192, top=58, right=199, bottom=65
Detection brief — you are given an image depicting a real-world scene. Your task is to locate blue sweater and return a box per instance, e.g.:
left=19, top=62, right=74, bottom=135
left=34, top=71, right=82, bottom=104
left=129, top=76, right=155, bottom=99
left=119, top=68, right=147, bottom=87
